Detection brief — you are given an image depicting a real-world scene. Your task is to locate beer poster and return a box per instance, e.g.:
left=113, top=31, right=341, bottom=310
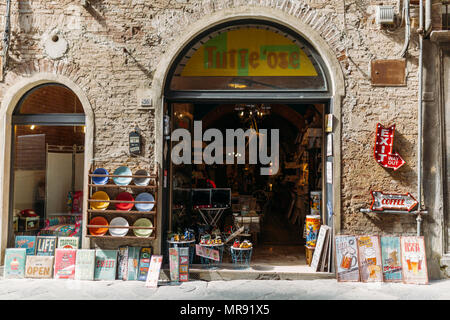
left=25, top=255, right=54, bottom=279
left=4, top=248, right=27, bottom=279
left=400, top=236, right=428, bottom=284
left=380, top=236, right=402, bottom=282
left=54, top=249, right=77, bottom=279
left=36, top=236, right=57, bottom=256
left=335, top=235, right=360, bottom=282
left=94, top=249, right=118, bottom=281
left=357, top=236, right=383, bottom=282
left=74, top=249, right=95, bottom=280
left=57, top=236, right=79, bottom=249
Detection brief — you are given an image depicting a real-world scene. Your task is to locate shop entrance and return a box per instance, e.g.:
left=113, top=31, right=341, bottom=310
left=162, top=20, right=333, bottom=272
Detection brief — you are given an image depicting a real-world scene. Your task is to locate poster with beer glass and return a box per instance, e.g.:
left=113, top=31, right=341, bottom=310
left=380, top=236, right=402, bottom=282
left=357, top=235, right=383, bottom=282
left=400, top=236, right=428, bottom=284
left=335, top=235, right=360, bottom=282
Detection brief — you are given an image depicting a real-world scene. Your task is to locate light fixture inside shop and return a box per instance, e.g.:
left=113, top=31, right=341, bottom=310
left=30, top=125, right=35, bottom=130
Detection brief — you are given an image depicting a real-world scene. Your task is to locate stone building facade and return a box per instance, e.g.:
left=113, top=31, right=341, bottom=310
left=0, top=0, right=448, bottom=280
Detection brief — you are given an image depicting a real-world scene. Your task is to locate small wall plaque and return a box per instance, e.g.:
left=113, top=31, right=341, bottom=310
left=371, top=59, right=406, bottom=86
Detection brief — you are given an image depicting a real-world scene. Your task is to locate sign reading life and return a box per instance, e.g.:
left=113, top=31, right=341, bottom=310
left=181, top=28, right=318, bottom=77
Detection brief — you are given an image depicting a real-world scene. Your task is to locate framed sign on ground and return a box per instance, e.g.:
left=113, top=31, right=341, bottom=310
left=357, top=235, right=383, bottom=282
left=335, top=235, right=360, bottom=282
left=380, top=236, right=402, bottom=282
left=400, top=236, right=428, bottom=284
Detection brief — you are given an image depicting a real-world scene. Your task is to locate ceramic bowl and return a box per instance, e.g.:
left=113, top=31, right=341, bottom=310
left=92, top=168, right=109, bottom=185
left=133, top=218, right=153, bottom=237
left=135, top=192, right=155, bottom=212
left=90, top=191, right=110, bottom=210
left=115, top=192, right=134, bottom=211
left=113, top=166, right=132, bottom=186
left=134, top=169, right=150, bottom=186
left=88, top=216, right=109, bottom=236
left=108, top=217, right=129, bottom=237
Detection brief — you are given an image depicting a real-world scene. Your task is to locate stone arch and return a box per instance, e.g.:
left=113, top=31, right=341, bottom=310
left=152, top=3, right=346, bottom=233
left=0, top=68, right=95, bottom=258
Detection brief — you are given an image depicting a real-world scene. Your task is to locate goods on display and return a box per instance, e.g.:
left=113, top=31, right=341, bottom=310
left=90, top=191, right=110, bottom=210
left=305, top=215, right=321, bottom=248
left=380, top=236, right=403, bottom=282
left=36, top=236, right=57, bottom=256
left=109, top=217, right=129, bottom=237
left=169, top=247, right=180, bottom=282
left=335, top=235, right=360, bottom=282
left=137, top=247, right=153, bottom=281
left=74, top=249, right=96, bottom=281
left=92, top=167, right=109, bottom=185
left=310, top=225, right=331, bottom=272
left=135, top=192, right=155, bottom=212
left=400, top=236, right=428, bottom=284
left=115, top=192, right=134, bottom=211
left=3, top=248, right=27, bottom=279
left=117, top=246, right=129, bottom=280
left=134, top=169, right=150, bottom=186
left=54, top=249, right=77, bottom=279
left=14, top=235, right=36, bottom=255
left=25, top=255, right=54, bottom=279
left=127, top=247, right=141, bottom=281
left=113, top=166, right=132, bottom=186
left=57, top=236, right=79, bottom=249
left=88, top=216, right=109, bottom=236
left=145, top=255, right=163, bottom=288
left=94, top=249, right=118, bottom=281
left=357, top=236, right=383, bottom=282
left=133, top=218, right=153, bottom=238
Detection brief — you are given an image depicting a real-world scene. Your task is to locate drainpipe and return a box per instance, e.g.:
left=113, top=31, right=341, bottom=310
left=424, top=0, right=432, bottom=38
left=2, top=0, right=11, bottom=79
left=400, top=0, right=411, bottom=57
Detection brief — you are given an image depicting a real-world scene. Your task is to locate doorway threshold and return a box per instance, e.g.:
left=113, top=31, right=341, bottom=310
left=161, top=263, right=334, bottom=281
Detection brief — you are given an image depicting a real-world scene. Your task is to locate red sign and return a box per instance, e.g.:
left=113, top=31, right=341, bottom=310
left=374, top=123, right=405, bottom=170
left=370, top=191, right=418, bottom=212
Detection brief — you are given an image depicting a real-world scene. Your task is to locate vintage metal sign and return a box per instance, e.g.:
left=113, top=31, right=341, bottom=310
left=374, top=123, right=405, bottom=170
left=370, top=191, right=418, bottom=212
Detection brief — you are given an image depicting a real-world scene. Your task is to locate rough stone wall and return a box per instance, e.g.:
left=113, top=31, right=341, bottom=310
left=0, top=1, right=441, bottom=251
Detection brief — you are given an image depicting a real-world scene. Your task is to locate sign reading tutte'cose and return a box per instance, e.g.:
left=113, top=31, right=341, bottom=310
left=373, top=123, right=405, bottom=171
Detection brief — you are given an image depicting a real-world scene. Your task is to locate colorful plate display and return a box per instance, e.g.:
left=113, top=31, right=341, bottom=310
left=135, top=193, right=154, bottom=212
left=108, top=217, right=129, bottom=237
left=90, top=191, right=110, bottom=210
left=88, top=216, right=109, bottom=236
left=132, top=218, right=153, bottom=238
left=92, top=168, right=109, bottom=185
left=113, top=166, right=132, bottom=186
left=115, top=192, right=134, bottom=211
left=134, top=169, right=150, bottom=186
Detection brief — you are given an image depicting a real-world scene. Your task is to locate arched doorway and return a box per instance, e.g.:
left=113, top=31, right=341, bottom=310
left=7, top=83, right=86, bottom=248
left=161, top=20, right=335, bottom=270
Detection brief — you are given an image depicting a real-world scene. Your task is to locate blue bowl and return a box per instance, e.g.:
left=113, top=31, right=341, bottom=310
left=92, top=168, right=109, bottom=185
left=135, top=192, right=155, bottom=212
left=113, top=166, right=132, bottom=186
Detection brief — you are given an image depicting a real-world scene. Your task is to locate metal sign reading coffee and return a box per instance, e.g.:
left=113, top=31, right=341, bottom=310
left=370, top=191, right=418, bottom=212
left=373, top=123, right=405, bottom=171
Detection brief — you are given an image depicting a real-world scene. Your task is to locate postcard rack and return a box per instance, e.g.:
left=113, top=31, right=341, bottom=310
left=85, top=166, right=158, bottom=241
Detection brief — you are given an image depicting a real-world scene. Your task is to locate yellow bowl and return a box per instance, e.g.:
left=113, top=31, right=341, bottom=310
left=91, top=191, right=110, bottom=210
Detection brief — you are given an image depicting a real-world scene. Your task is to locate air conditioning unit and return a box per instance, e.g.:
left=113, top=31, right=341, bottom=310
left=376, top=6, right=396, bottom=25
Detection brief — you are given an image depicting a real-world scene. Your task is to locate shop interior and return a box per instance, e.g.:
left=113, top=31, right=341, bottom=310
left=169, top=102, right=324, bottom=268
left=9, top=85, right=85, bottom=245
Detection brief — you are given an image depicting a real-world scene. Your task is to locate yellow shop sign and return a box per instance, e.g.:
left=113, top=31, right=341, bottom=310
left=181, top=28, right=318, bottom=77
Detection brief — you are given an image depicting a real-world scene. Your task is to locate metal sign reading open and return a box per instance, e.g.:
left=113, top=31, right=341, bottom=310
left=373, top=123, right=405, bottom=171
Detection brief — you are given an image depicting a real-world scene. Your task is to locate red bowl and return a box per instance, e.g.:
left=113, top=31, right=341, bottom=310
left=115, top=192, right=134, bottom=211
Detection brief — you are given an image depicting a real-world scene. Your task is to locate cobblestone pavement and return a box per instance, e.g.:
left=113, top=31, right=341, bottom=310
left=0, top=278, right=450, bottom=300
